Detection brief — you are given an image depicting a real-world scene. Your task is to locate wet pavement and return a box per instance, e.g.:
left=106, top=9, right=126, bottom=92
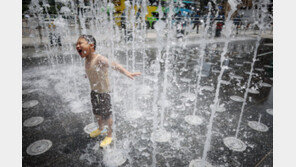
left=22, top=38, right=273, bottom=167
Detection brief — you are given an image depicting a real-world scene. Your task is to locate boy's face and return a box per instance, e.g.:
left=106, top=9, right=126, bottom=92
left=76, top=37, right=94, bottom=58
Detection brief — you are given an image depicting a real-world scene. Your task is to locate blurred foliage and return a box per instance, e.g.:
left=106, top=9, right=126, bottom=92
left=22, top=0, right=63, bottom=15
left=22, top=0, right=31, bottom=14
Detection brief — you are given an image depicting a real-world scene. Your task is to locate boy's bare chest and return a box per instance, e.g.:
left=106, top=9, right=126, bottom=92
left=85, top=60, right=105, bottom=72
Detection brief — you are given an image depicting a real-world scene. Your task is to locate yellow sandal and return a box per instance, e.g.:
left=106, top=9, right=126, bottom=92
left=89, top=128, right=107, bottom=138
left=100, top=136, right=113, bottom=148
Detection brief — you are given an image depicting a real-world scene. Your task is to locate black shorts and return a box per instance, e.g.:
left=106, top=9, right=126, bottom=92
left=90, top=91, right=112, bottom=119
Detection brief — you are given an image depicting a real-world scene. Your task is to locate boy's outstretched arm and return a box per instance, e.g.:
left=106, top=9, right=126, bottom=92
left=111, top=61, right=141, bottom=80
left=99, top=55, right=141, bottom=79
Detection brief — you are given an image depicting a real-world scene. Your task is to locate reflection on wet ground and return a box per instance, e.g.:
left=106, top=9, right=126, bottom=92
left=22, top=39, right=273, bottom=166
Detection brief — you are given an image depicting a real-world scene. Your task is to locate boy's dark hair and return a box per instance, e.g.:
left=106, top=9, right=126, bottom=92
left=80, top=35, right=96, bottom=50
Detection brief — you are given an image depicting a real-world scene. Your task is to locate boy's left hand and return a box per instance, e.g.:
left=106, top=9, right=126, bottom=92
left=127, top=72, right=141, bottom=80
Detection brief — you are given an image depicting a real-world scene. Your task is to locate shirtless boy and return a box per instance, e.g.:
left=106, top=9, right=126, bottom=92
left=76, top=35, right=141, bottom=147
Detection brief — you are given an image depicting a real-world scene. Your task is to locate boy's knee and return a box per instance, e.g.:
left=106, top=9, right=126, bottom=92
left=107, top=117, right=113, bottom=124
left=95, top=114, right=103, bottom=121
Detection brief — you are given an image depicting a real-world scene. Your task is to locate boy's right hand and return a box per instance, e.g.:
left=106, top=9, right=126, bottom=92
left=127, top=72, right=141, bottom=80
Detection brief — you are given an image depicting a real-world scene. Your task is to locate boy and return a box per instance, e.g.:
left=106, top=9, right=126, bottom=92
left=76, top=35, right=141, bottom=147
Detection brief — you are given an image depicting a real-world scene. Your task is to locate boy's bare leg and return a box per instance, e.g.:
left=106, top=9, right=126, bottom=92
left=95, top=114, right=104, bottom=131
left=106, top=117, right=113, bottom=137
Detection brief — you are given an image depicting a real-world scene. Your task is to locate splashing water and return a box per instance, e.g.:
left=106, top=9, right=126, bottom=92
left=23, top=0, right=273, bottom=166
